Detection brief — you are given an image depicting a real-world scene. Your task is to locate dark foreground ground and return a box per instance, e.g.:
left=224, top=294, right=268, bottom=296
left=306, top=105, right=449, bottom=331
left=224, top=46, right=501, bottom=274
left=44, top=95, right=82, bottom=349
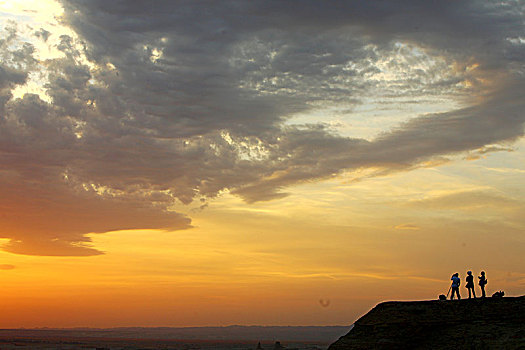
left=329, top=295, right=525, bottom=350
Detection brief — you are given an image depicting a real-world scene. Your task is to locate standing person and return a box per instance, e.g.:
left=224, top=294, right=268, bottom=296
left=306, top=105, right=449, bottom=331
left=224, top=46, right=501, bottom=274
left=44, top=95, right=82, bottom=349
left=478, top=271, right=487, bottom=298
left=465, top=271, right=476, bottom=299
left=450, top=273, right=461, bottom=300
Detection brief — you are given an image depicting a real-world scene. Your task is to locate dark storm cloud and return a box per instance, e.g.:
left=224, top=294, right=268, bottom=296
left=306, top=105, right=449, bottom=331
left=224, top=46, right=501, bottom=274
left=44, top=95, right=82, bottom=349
left=1, top=1, right=524, bottom=255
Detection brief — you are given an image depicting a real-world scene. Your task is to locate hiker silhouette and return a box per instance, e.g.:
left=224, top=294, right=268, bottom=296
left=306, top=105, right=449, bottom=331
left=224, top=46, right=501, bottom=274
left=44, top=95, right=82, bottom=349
left=466, top=270, right=476, bottom=298
left=478, top=271, right=487, bottom=297
left=450, top=272, right=461, bottom=300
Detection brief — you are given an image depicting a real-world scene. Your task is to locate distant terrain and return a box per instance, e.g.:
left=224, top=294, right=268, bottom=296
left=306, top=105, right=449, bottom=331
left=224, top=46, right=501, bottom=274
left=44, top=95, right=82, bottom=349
left=0, top=325, right=349, bottom=350
left=329, top=296, right=525, bottom=350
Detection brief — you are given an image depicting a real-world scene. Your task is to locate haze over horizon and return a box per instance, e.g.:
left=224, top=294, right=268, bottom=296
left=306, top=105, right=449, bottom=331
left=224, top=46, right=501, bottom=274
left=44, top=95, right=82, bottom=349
left=0, top=0, right=524, bottom=328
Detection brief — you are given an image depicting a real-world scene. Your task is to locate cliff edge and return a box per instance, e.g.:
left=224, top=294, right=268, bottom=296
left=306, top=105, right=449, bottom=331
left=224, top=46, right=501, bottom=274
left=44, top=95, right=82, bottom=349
left=329, top=296, right=525, bottom=350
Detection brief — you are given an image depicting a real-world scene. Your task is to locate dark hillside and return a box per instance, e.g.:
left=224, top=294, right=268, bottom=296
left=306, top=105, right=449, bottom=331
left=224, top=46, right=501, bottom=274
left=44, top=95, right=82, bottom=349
left=329, top=296, right=525, bottom=350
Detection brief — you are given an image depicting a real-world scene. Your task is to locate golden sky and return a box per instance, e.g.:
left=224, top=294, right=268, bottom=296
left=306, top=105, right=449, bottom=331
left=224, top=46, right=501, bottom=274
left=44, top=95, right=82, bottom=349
left=0, top=0, right=524, bottom=327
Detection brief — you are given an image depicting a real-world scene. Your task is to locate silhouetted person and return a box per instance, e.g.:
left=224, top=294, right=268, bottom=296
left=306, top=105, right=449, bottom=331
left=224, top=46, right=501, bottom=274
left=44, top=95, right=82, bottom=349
left=465, top=270, right=476, bottom=298
left=478, top=271, right=487, bottom=298
left=450, top=272, right=461, bottom=300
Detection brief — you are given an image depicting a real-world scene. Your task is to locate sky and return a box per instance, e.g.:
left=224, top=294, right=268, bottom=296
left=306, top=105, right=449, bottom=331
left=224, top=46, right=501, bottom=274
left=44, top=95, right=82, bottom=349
left=0, top=0, right=524, bottom=328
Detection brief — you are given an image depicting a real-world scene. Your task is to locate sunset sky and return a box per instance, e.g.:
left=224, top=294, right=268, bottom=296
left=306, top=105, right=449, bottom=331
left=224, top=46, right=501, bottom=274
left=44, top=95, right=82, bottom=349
left=0, top=0, right=524, bottom=328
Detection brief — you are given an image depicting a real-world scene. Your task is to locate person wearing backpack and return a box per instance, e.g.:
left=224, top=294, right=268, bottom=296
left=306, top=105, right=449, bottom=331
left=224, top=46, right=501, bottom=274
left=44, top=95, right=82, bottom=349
left=478, top=271, right=488, bottom=298
left=465, top=270, right=476, bottom=298
left=450, top=273, right=461, bottom=300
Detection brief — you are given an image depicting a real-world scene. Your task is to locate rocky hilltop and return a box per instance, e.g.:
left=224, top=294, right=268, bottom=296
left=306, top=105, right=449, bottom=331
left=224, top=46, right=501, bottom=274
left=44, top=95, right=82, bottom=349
left=329, top=296, right=525, bottom=350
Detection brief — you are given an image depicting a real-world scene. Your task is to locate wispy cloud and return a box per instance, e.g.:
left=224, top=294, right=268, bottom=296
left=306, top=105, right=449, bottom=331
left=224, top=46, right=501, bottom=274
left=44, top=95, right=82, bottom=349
left=394, top=224, right=420, bottom=230
left=408, top=190, right=520, bottom=210
left=484, top=167, right=525, bottom=174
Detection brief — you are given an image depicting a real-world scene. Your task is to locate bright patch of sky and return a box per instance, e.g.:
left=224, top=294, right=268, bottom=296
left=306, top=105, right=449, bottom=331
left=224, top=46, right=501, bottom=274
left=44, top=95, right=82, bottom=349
left=285, top=42, right=467, bottom=140
left=1, top=0, right=77, bottom=101
left=285, top=96, right=463, bottom=140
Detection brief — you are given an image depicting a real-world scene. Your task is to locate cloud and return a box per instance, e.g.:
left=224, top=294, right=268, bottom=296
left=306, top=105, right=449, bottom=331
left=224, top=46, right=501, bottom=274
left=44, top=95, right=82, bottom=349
left=0, top=178, right=191, bottom=256
left=1, top=1, right=524, bottom=255
left=0, top=264, right=15, bottom=270
left=394, top=224, right=420, bottom=231
left=465, top=145, right=514, bottom=161
left=408, top=190, right=520, bottom=211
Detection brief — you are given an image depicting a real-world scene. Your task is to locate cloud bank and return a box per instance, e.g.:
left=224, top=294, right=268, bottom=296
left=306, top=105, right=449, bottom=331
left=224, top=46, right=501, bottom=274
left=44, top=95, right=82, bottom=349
left=1, top=0, right=524, bottom=255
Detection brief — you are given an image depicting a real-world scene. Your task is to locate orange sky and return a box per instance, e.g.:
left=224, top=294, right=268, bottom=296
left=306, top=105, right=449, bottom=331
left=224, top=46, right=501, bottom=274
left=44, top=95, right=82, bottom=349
left=2, top=160, right=524, bottom=327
